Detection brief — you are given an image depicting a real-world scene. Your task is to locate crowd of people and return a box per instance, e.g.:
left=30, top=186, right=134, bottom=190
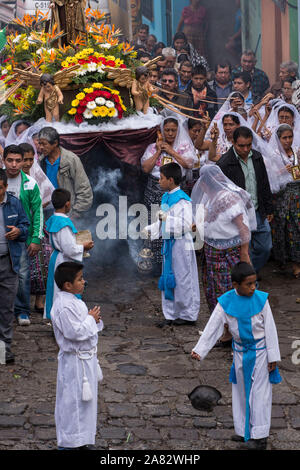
left=0, top=18, right=299, bottom=451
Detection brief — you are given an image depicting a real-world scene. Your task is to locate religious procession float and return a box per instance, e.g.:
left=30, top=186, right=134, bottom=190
left=0, top=5, right=165, bottom=170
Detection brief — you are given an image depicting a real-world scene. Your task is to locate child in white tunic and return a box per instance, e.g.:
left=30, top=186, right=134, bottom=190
left=44, top=188, right=94, bottom=319
left=191, top=262, right=281, bottom=450
left=145, top=162, right=200, bottom=328
left=51, top=261, right=103, bottom=450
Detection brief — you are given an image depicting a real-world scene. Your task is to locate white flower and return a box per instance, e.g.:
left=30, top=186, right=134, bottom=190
left=77, top=68, right=87, bottom=76
left=97, top=65, right=105, bottom=73
left=86, top=101, right=97, bottom=110
left=13, top=35, right=21, bottom=43
left=87, top=63, right=97, bottom=72
left=101, top=43, right=112, bottom=49
left=83, top=109, right=93, bottom=119
left=95, top=97, right=106, bottom=106
left=105, top=100, right=114, bottom=108
left=36, top=47, right=46, bottom=55
left=1, top=68, right=8, bottom=76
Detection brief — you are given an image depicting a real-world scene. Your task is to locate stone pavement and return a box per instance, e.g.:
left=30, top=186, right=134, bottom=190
left=0, top=256, right=300, bottom=451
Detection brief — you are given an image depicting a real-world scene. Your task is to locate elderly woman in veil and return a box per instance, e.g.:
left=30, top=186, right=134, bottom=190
left=141, top=116, right=198, bottom=274
left=192, top=165, right=256, bottom=331
left=267, top=124, right=300, bottom=278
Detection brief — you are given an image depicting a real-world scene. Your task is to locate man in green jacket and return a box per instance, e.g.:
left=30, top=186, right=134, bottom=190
left=3, top=145, right=44, bottom=326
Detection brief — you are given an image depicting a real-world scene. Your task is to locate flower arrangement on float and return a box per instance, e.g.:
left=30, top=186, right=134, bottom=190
left=0, top=9, right=138, bottom=125
left=66, top=83, right=127, bottom=124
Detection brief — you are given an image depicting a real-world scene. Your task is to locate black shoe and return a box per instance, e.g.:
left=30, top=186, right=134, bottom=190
left=5, top=351, right=15, bottom=364
left=241, top=438, right=267, bottom=450
left=231, top=435, right=244, bottom=442
left=155, top=319, right=173, bottom=328
left=77, top=445, right=96, bottom=451
left=173, top=318, right=196, bottom=326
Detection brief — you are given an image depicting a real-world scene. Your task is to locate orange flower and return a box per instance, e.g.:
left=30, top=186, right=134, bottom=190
left=70, top=34, right=87, bottom=48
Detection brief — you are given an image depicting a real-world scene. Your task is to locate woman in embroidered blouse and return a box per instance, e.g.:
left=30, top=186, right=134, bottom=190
left=192, top=165, right=256, bottom=314
left=141, top=117, right=197, bottom=272
left=268, top=124, right=300, bottom=278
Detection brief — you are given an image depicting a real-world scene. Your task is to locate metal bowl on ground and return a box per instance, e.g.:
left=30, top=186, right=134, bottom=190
left=188, top=385, right=222, bottom=412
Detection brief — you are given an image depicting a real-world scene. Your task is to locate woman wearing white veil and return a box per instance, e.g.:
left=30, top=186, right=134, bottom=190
left=141, top=116, right=198, bottom=272
left=262, top=102, right=300, bottom=145
left=267, top=124, right=300, bottom=278
left=191, top=164, right=256, bottom=315
left=0, top=115, right=10, bottom=149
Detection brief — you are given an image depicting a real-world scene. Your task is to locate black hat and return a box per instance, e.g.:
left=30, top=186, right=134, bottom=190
left=188, top=385, right=222, bottom=412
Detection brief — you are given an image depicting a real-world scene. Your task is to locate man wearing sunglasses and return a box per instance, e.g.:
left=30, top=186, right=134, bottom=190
left=158, top=68, right=194, bottom=116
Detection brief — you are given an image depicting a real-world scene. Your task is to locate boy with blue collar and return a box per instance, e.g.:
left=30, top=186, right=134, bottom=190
left=192, top=262, right=281, bottom=450
left=44, top=188, right=94, bottom=320
left=144, top=162, right=200, bottom=328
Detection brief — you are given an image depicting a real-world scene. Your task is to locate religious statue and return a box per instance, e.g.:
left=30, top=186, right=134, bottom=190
left=50, top=0, right=87, bottom=46
left=36, top=73, right=64, bottom=122
left=131, top=66, right=157, bottom=114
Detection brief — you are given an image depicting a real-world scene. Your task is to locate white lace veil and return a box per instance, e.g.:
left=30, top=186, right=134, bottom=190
left=160, top=116, right=197, bottom=166
left=4, top=120, right=55, bottom=206
left=265, top=123, right=296, bottom=188
left=265, top=102, right=300, bottom=146
left=191, top=164, right=257, bottom=249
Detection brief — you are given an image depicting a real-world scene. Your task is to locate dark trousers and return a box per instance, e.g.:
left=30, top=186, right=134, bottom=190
left=0, top=254, right=18, bottom=353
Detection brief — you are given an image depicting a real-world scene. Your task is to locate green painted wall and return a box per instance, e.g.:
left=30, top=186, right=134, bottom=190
left=288, top=0, right=299, bottom=62
left=241, top=0, right=262, bottom=67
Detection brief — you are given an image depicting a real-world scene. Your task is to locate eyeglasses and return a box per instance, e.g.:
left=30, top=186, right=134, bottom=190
left=162, top=79, right=175, bottom=84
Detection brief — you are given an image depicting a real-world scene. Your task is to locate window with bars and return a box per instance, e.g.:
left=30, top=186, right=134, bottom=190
left=141, top=0, right=154, bottom=22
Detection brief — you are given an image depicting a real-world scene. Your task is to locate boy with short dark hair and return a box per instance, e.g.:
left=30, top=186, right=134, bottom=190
left=51, top=261, right=103, bottom=450
left=187, top=64, right=218, bottom=119
left=44, top=188, right=94, bottom=319
left=191, top=262, right=281, bottom=450
left=144, top=162, right=200, bottom=328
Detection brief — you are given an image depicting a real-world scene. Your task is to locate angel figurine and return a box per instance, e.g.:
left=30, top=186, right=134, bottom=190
left=36, top=73, right=64, bottom=122
left=131, top=66, right=156, bottom=114
left=0, top=64, right=80, bottom=121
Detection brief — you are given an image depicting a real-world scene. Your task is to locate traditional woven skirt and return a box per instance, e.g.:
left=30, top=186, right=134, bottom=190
left=272, top=182, right=300, bottom=265
left=30, top=230, right=52, bottom=295
left=143, top=174, right=165, bottom=264
left=202, top=243, right=241, bottom=313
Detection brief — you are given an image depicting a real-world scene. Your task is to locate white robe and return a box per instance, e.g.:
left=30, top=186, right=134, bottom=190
left=44, top=213, right=84, bottom=319
left=51, top=291, right=104, bottom=448
left=192, top=299, right=281, bottom=439
left=146, top=190, right=200, bottom=321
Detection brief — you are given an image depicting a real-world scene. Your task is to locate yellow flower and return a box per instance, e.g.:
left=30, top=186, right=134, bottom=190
left=68, top=108, right=77, bottom=115
left=108, top=108, right=117, bottom=117
left=76, top=92, right=85, bottom=100
left=105, top=55, right=116, bottom=62
left=23, top=42, right=30, bottom=50
left=92, top=107, right=102, bottom=117
left=71, top=99, right=79, bottom=107
left=83, top=87, right=94, bottom=94
left=6, top=65, right=12, bottom=72
left=98, top=106, right=109, bottom=117
left=92, top=83, right=103, bottom=89
left=61, top=61, right=68, bottom=68
left=111, top=90, right=119, bottom=95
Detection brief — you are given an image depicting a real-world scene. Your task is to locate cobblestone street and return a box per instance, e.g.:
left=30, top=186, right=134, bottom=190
left=0, top=256, right=300, bottom=451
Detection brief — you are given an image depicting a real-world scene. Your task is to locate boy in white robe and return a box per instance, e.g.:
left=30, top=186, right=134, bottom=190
left=44, top=188, right=94, bottom=319
left=144, top=162, right=200, bottom=328
left=191, top=262, right=281, bottom=450
left=51, top=261, right=103, bottom=450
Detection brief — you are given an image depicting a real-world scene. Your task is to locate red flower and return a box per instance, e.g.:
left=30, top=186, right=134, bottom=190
left=106, top=60, right=116, bottom=67
left=77, top=107, right=85, bottom=115
left=120, top=64, right=127, bottom=69
left=75, top=114, right=83, bottom=124
left=79, top=99, right=88, bottom=107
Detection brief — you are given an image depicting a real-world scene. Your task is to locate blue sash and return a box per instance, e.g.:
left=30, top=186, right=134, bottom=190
left=45, top=215, right=78, bottom=319
left=218, top=289, right=282, bottom=441
left=158, top=189, right=191, bottom=301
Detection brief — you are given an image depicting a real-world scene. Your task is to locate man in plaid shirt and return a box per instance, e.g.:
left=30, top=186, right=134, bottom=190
left=232, top=50, right=270, bottom=104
